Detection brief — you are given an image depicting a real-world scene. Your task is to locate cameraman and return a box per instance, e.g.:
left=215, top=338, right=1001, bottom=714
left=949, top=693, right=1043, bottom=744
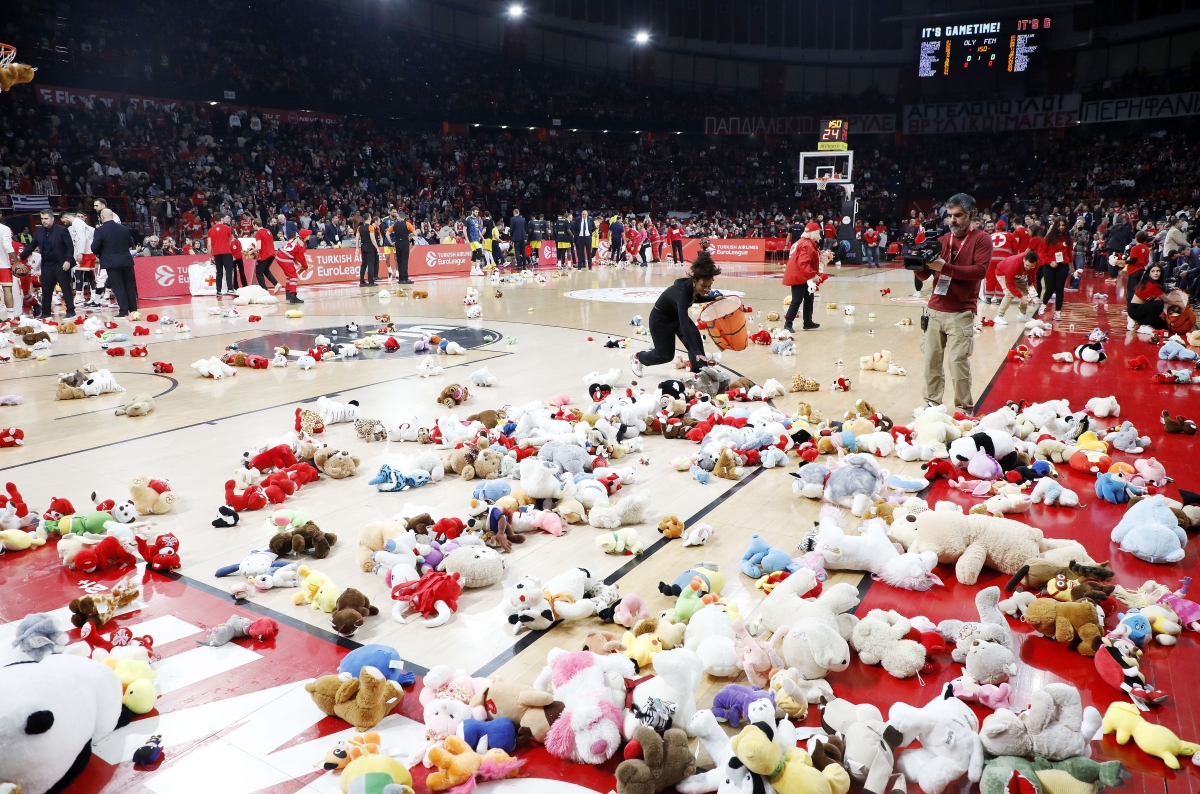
left=914, top=193, right=993, bottom=413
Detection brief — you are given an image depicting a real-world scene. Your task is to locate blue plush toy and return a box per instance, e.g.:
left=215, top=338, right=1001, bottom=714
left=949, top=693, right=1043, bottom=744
left=691, top=465, right=711, bottom=485
left=740, top=534, right=799, bottom=578
left=472, top=480, right=512, bottom=502
left=459, top=717, right=518, bottom=753
left=369, top=464, right=428, bottom=492
left=1117, top=610, right=1153, bottom=646
left=339, top=644, right=416, bottom=685
left=1159, top=340, right=1200, bottom=362
left=1095, top=473, right=1141, bottom=504
left=1110, top=494, right=1188, bottom=564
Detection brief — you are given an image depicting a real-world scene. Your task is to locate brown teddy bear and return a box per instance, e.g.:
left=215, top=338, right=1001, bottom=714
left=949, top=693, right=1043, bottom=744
left=0, top=63, right=35, bottom=93
left=129, top=475, right=176, bottom=515
left=472, top=449, right=505, bottom=480
left=1025, top=598, right=1103, bottom=656
left=59, top=320, right=78, bottom=334
left=269, top=522, right=338, bottom=559
left=615, top=726, right=696, bottom=794
left=22, top=331, right=50, bottom=346
left=469, top=680, right=564, bottom=745
left=330, top=588, right=379, bottom=637
left=314, top=448, right=359, bottom=479
left=56, top=382, right=85, bottom=400
left=406, top=513, right=436, bottom=539
left=1006, top=559, right=1114, bottom=591
left=657, top=515, right=684, bottom=539
left=437, top=384, right=469, bottom=408
left=713, top=448, right=744, bottom=480
left=466, top=409, right=505, bottom=429
left=445, top=447, right=481, bottom=480
left=305, top=666, right=401, bottom=730
left=355, top=519, right=409, bottom=572
left=583, top=630, right=626, bottom=654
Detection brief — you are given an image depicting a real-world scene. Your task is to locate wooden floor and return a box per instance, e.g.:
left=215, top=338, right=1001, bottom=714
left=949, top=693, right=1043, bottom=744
left=0, top=260, right=1029, bottom=794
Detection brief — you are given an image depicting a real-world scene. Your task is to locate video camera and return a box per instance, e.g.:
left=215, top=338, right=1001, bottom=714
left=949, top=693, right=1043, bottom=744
left=903, top=238, right=943, bottom=271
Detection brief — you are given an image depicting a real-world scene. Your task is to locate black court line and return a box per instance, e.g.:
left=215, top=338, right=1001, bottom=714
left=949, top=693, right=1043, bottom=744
left=472, top=465, right=767, bottom=678
left=0, top=350, right=509, bottom=472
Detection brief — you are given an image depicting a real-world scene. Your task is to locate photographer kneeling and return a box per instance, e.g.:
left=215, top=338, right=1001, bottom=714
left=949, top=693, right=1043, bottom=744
left=910, top=193, right=992, bottom=413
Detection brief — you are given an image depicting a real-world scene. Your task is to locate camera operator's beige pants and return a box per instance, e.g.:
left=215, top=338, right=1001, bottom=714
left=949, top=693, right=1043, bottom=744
left=921, top=308, right=975, bottom=412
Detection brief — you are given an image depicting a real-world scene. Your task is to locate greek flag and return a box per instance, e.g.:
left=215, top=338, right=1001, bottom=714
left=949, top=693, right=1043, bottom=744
left=11, top=194, right=51, bottom=211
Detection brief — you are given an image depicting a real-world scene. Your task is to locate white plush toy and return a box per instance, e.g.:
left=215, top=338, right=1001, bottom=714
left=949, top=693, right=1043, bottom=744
left=856, top=431, right=895, bottom=457
left=1030, top=477, right=1080, bottom=507
left=676, top=710, right=733, bottom=793
left=470, top=366, right=497, bottom=387
left=681, top=522, right=714, bottom=546
left=770, top=619, right=851, bottom=680
left=441, top=340, right=466, bottom=355
left=465, top=305, right=482, bottom=319
left=534, top=648, right=634, bottom=764
left=1085, top=395, right=1121, bottom=417
left=538, top=567, right=619, bottom=621
left=761, top=378, right=786, bottom=399
left=889, top=686, right=984, bottom=794
left=816, top=509, right=941, bottom=590
left=501, top=576, right=554, bottom=635
left=622, top=648, right=705, bottom=738
left=317, top=395, right=361, bottom=424
left=271, top=350, right=288, bottom=367
left=81, top=368, right=126, bottom=396
left=296, top=354, right=316, bottom=370
left=896, top=435, right=935, bottom=461
left=191, top=357, right=236, bottom=379
left=683, top=606, right=740, bottom=677
left=410, top=452, right=445, bottom=482
left=588, top=489, right=652, bottom=529
left=388, top=416, right=420, bottom=442
left=596, top=527, right=644, bottom=555
left=849, top=609, right=927, bottom=678
left=583, top=368, right=622, bottom=387
left=231, top=285, right=278, bottom=305
left=417, top=355, right=446, bottom=379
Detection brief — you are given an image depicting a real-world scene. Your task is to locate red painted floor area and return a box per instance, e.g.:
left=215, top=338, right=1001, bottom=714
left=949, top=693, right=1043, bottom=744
left=854, top=271, right=1199, bottom=792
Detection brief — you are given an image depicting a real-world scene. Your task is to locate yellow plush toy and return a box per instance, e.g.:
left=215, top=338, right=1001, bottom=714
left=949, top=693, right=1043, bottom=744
left=313, top=582, right=342, bottom=613
left=0, top=529, right=45, bottom=551
left=102, top=658, right=158, bottom=714
left=621, top=630, right=663, bottom=669
left=1074, top=431, right=1108, bottom=452
left=340, top=752, right=413, bottom=794
left=730, top=723, right=850, bottom=794
left=1101, top=701, right=1200, bottom=769
left=293, top=565, right=333, bottom=606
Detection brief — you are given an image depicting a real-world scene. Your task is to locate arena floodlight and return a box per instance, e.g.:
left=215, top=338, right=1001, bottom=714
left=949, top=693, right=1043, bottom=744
left=634, top=31, right=650, bottom=44
left=508, top=4, right=524, bottom=17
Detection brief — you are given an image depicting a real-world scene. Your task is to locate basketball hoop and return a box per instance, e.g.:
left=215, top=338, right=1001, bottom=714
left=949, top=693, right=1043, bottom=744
left=0, top=43, right=16, bottom=68
left=814, top=177, right=830, bottom=191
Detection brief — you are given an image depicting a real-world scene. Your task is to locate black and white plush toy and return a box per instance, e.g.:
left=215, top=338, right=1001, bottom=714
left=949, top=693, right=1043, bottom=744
left=1074, top=342, right=1107, bottom=363
left=948, top=429, right=1018, bottom=471
left=0, top=653, right=132, bottom=794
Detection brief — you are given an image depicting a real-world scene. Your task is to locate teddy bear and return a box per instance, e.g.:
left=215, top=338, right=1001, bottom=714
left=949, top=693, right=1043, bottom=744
left=0, top=62, right=36, bottom=92
left=849, top=610, right=927, bottom=679
left=616, top=726, right=696, bottom=794
left=597, top=527, right=645, bottom=555
left=312, top=448, right=359, bottom=479
left=589, top=489, right=653, bottom=529
left=306, top=665, right=403, bottom=731
left=820, top=699, right=904, bottom=794
left=1025, top=598, right=1104, bottom=655
left=888, top=686, right=984, bottom=794
left=269, top=522, right=338, bottom=559
left=469, top=679, right=563, bottom=745
left=128, top=475, right=176, bottom=515
left=445, top=447, right=483, bottom=480
left=438, top=384, right=470, bottom=408
left=979, top=683, right=1102, bottom=761
left=331, top=588, right=379, bottom=637
left=908, top=510, right=1093, bottom=585
left=936, top=586, right=1014, bottom=663
left=114, top=394, right=155, bottom=417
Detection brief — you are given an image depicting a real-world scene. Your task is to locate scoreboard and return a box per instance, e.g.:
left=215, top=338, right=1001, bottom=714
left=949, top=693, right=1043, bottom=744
left=817, top=119, right=848, bottom=152
left=918, top=16, right=1050, bottom=77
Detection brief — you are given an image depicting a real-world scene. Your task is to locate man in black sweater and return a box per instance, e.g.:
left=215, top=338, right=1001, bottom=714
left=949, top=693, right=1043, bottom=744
left=91, top=209, right=139, bottom=316
left=19, top=210, right=75, bottom=318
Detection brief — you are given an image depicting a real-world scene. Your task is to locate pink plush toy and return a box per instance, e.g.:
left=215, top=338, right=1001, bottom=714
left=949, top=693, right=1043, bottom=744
left=1158, top=578, right=1200, bottom=632
left=732, top=619, right=784, bottom=688
left=950, top=674, right=1012, bottom=710
left=419, top=664, right=490, bottom=721
left=529, top=509, right=565, bottom=537
left=548, top=393, right=571, bottom=408
left=612, top=593, right=650, bottom=628
left=1133, top=457, right=1171, bottom=488
left=533, top=649, right=634, bottom=765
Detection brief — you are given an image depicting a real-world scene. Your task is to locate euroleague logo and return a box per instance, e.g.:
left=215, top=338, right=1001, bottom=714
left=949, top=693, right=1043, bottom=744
left=155, top=265, right=176, bottom=286
left=425, top=249, right=438, bottom=268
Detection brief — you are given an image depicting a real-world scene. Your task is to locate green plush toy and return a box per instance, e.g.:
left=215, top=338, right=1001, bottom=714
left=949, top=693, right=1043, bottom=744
left=43, top=511, right=113, bottom=536
left=665, top=577, right=709, bottom=623
left=271, top=508, right=312, bottom=533
left=979, top=755, right=1129, bottom=794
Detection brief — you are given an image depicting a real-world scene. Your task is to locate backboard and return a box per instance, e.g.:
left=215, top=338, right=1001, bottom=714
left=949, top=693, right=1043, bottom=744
left=798, top=150, right=854, bottom=185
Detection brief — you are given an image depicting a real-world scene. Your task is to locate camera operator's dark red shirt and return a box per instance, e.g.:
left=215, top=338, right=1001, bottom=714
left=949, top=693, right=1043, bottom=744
left=916, top=228, right=992, bottom=314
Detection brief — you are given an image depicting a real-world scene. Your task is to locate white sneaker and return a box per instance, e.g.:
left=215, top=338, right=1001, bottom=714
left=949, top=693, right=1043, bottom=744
left=630, top=354, right=645, bottom=378
left=912, top=291, right=922, bottom=298
left=1127, top=317, right=1136, bottom=331
left=1054, top=311, right=1062, bottom=321
left=994, top=316, right=1008, bottom=325
left=1015, top=313, right=1028, bottom=322
left=1037, top=304, right=1046, bottom=316
left=1137, top=325, right=1154, bottom=334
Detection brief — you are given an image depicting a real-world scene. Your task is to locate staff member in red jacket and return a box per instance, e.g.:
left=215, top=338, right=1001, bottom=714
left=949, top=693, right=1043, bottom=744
left=993, top=250, right=1040, bottom=324
left=782, top=222, right=831, bottom=332
left=914, top=193, right=992, bottom=413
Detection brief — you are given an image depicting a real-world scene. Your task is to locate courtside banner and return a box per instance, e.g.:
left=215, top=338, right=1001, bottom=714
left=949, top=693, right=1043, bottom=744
left=681, top=239, right=766, bottom=262
left=133, top=255, right=205, bottom=299
left=1080, top=92, right=1200, bottom=123
left=415, top=244, right=473, bottom=276
left=902, top=95, right=1080, bottom=134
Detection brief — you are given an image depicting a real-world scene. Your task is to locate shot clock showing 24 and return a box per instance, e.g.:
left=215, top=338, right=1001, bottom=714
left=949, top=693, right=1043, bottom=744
left=918, top=17, right=1050, bottom=77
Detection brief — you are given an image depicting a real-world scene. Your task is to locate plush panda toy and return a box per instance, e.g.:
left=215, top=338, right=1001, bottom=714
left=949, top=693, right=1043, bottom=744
left=0, top=653, right=130, bottom=794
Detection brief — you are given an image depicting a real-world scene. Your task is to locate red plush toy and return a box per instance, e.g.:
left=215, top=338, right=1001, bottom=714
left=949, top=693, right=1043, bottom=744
left=749, top=330, right=772, bottom=346
left=737, top=448, right=761, bottom=466
left=831, top=377, right=852, bottom=392
left=103, top=321, right=118, bottom=330
left=224, top=480, right=268, bottom=511
left=922, top=458, right=957, bottom=482
left=248, top=315, right=262, bottom=322
left=383, top=336, right=401, bottom=351
left=0, top=482, right=29, bottom=518
left=152, top=362, right=174, bottom=373
left=286, top=463, right=320, bottom=487
left=432, top=516, right=465, bottom=541
left=798, top=443, right=819, bottom=463
left=245, top=444, right=298, bottom=473
left=129, top=346, right=148, bottom=358
left=245, top=354, right=269, bottom=369
left=146, top=314, right=160, bottom=322
left=1126, top=355, right=1151, bottom=370
left=72, top=536, right=138, bottom=573
left=890, top=425, right=914, bottom=443
left=261, top=471, right=296, bottom=503
left=132, top=326, right=150, bottom=336
left=246, top=617, right=279, bottom=641
left=43, top=496, right=73, bottom=520
left=880, top=288, right=891, bottom=297
left=136, top=532, right=182, bottom=572
left=106, top=347, right=126, bottom=357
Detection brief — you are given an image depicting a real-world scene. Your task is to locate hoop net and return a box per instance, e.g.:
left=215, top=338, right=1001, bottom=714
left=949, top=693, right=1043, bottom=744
left=0, top=44, right=15, bottom=68
left=814, top=177, right=830, bottom=191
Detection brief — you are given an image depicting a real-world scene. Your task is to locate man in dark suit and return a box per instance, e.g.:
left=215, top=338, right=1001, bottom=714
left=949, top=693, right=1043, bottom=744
left=509, top=209, right=527, bottom=269
left=90, top=209, right=139, bottom=316
left=276, top=213, right=299, bottom=241
left=574, top=210, right=595, bottom=270
left=19, top=210, right=75, bottom=318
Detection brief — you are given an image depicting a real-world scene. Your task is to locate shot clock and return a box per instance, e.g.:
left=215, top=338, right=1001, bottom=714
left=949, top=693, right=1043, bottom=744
left=918, top=17, right=1050, bottom=77
left=817, top=119, right=848, bottom=152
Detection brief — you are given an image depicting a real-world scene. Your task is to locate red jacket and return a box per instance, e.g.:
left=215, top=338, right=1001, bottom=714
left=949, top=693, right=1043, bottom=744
left=784, top=237, right=820, bottom=287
